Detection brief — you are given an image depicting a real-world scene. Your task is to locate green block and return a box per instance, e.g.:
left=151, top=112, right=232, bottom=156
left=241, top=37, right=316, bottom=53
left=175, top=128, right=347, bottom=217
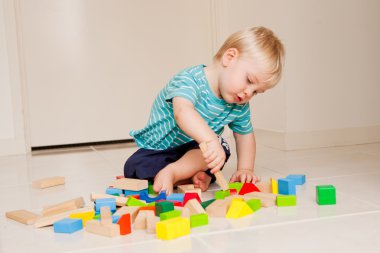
left=159, top=210, right=181, bottom=221
left=147, top=202, right=156, bottom=206
left=155, top=201, right=174, bottom=217
left=148, top=184, right=157, bottom=195
left=126, top=197, right=147, bottom=207
left=93, top=214, right=101, bottom=220
left=215, top=190, right=230, bottom=200
left=190, top=213, right=208, bottom=228
left=316, top=185, right=336, bottom=205
left=228, top=182, right=243, bottom=192
left=276, top=195, right=297, bottom=206
left=246, top=198, right=261, bottom=211
left=201, top=199, right=216, bottom=209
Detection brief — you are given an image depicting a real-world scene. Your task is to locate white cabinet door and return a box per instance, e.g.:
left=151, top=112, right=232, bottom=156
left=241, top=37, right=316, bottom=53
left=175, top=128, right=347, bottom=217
left=19, top=0, right=213, bottom=147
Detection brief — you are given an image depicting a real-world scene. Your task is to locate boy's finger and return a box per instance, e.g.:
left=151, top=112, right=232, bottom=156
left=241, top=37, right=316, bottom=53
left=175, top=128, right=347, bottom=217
left=240, top=174, right=247, bottom=183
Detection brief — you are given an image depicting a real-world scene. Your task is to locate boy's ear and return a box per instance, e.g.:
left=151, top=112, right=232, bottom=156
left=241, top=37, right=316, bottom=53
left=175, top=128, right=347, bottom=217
left=222, top=48, right=239, bottom=67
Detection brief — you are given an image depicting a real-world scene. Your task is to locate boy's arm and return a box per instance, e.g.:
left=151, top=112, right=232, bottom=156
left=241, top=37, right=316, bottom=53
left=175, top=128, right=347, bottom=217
left=172, top=97, right=226, bottom=172
left=230, top=131, right=260, bottom=183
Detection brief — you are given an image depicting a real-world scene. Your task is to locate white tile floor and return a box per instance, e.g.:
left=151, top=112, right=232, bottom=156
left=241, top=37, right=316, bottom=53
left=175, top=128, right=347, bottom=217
left=1, top=140, right=380, bottom=253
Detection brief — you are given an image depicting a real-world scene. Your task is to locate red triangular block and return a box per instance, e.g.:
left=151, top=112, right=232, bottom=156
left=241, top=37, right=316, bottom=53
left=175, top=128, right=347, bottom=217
left=238, top=183, right=261, bottom=195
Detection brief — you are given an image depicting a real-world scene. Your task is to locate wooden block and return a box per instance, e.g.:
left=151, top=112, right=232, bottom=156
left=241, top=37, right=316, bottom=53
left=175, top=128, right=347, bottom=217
left=184, top=199, right=206, bottom=215
left=177, top=184, right=194, bottom=193
left=156, top=217, right=190, bottom=240
left=100, top=206, right=112, bottom=225
left=69, top=210, right=95, bottom=226
left=90, top=193, right=128, bottom=206
left=110, top=178, right=148, bottom=191
left=199, top=142, right=229, bottom=191
left=271, top=178, right=278, bottom=194
left=34, top=206, right=93, bottom=228
left=205, top=199, right=230, bottom=217
left=134, top=210, right=147, bottom=229
left=114, top=206, right=139, bottom=223
left=5, top=209, right=40, bottom=225
left=117, top=213, right=131, bottom=235
left=146, top=210, right=157, bottom=234
left=243, top=192, right=276, bottom=207
left=184, top=188, right=202, bottom=199
left=42, top=197, right=85, bottom=216
left=255, top=181, right=271, bottom=193
left=86, top=220, right=120, bottom=237
left=32, top=176, right=65, bottom=189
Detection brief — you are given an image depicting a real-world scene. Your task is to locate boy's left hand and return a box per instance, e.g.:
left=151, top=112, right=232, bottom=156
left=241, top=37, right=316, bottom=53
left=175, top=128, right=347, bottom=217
left=229, top=169, right=261, bottom=183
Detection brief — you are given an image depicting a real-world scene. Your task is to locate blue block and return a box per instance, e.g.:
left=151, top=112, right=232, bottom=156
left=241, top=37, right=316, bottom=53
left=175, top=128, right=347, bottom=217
left=112, top=215, right=120, bottom=223
left=166, top=193, right=185, bottom=203
left=123, top=188, right=149, bottom=197
left=139, top=191, right=166, bottom=203
left=106, top=187, right=123, bottom=195
left=278, top=178, right=296, bottom=195
left=286, top=174, right=306, bottom=185
left=95, top=198, right=116, bottom=212
left=53, top=218, right=83, bottom=234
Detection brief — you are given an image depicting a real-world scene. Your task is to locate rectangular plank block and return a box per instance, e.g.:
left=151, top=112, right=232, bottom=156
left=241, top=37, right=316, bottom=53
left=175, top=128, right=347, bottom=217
left=32, top=176, right=65, bottom=189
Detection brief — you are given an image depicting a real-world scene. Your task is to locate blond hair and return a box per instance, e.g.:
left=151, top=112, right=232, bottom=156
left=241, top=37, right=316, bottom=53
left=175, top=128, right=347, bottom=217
left=214, top=26, right=285, bottom=87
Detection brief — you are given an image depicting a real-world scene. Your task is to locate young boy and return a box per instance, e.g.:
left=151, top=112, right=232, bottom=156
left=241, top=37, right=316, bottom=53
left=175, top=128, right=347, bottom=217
left=124, top=26, right=284, bottom=195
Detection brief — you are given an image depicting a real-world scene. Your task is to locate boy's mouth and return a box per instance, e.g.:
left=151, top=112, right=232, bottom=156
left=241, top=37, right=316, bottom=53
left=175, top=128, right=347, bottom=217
left=235, top=95, right=243, bottom=103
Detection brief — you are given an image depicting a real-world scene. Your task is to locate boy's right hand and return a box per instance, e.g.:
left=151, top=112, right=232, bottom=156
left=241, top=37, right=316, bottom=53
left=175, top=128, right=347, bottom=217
left=200, top=139, right=226, bottom=174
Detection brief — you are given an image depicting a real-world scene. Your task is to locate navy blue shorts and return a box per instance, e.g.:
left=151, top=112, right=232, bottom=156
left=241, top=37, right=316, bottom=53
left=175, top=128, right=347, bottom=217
left=124, top=137, right=231, bottom=184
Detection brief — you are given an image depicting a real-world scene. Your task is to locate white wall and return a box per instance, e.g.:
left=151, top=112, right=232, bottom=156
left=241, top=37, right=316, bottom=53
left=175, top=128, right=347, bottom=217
left=221, top=0, right=380, bottom=149
left=0, top=0, right=26, bottom=156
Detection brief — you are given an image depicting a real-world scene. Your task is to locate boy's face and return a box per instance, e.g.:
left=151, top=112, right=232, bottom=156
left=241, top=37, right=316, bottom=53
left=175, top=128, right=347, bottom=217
left=218, top=49, right=272, bottom=104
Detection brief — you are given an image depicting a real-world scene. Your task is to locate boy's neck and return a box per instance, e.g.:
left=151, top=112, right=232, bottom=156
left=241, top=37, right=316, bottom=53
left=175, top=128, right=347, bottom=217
left=204, top=62, right=222, bottom=99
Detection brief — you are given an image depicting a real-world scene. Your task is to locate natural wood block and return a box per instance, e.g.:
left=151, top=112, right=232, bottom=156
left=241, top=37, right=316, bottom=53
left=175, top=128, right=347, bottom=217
left=177, top=184, right=194, bottom=193
left=32, top=176, right=65, bottom=189
left=34, top=207, right=93, bottom=228
left=113, top=206, right=139, bottom=223
left=146, top=210, right=157, bottom=234
left=86, top=220, right=120, bottom=237
left=184, top=188, right=202, bottom=199
left=110, top=178, right=148, bottom=191
left=205, top=199, right=230, bottom=217
left=5, top=209, right=40, bottom=225
left=184, top=199, right=206, bottom=215
left=255, top=181, right=271, bottom=193
left=100, top=206, right=112, bottom=225
left=42, top=197, right=84, bottom=216
left=134, top=211, right=147, bottom=230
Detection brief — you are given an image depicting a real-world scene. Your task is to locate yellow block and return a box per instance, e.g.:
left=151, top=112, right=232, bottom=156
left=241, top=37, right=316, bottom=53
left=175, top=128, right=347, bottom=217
left=271, top=178, right=278, bottom=194
left=69, top=210, right=95, bottom=226
left=226, top=201, right=253, bottom=218
left=156, top=217, right=190, bottom=240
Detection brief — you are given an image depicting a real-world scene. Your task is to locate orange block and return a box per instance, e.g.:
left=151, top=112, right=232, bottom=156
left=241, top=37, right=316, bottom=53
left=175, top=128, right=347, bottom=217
left=139, top=206, right=156, bottom=212
left=117, top=213, right=131, bottom=235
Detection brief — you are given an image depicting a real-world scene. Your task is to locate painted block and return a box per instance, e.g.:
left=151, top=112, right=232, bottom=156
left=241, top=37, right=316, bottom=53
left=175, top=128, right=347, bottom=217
left=117, top=213, right=131, bottom=235
left=271, top=178, right=278, bottom=194
left=156, top=217, right=190, bottom=240
left=226, top=200, right=253, bottom=218
left=286, top=174, right=306, bottom=185
left=123, top=188, right=148, bottom=197
left=278, top=179, right=296, bottom=195
left=276, top=195, right=297, bottom=206
left=316, top=185, right=336, bottom=205
left=238, top=183, right=261, bottom=195
left=160, top=210, right=181, bottom=221
left=106, top=187, right=123, bottom=195
left=183, top=193, right=201, bottom=206
left=228, top=182, right=244, bottom=192
left=201, top=199, right=216, bottom=209
left=167, top=193, right=185, bottom=203
left=215, top=190, right=230, bottom=200
left=69, top=210, right=95, bottom=226
left=53, top=218, right=83, bottom=234
left=126, top=197, right=147, bottom=207
left=112, top=215, right=120, bottom=223
left=139, top=191, right=166, bottom=203
left=246, top=198, right=261, bottom=211
left=95, top=198, right=116, bottom=212
left=155, top=201, right=174, bottom=217
left=190, top=213, right=208, bottom=228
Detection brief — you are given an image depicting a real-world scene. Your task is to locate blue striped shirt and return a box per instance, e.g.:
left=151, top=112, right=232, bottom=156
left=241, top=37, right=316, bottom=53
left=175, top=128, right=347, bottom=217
left=130, top=65, right=253, bottom=150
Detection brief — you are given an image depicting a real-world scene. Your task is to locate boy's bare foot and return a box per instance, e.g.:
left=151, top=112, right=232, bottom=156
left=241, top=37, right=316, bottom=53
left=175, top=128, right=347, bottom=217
left=153, top=167, right=175, bottom=195
left=192, top=171, right=211, bottom=192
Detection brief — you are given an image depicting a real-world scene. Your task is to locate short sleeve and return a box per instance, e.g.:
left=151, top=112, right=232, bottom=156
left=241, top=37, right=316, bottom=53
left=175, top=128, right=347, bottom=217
left=165, top=73, right=199, bottom=105
left=228, top=103, right=254, bottom=134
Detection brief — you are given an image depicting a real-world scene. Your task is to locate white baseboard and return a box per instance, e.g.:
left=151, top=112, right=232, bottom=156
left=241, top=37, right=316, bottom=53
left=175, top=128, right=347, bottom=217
left=0, top=137, right=27, bottom=156
left=254, top=126, right=380, bottom=150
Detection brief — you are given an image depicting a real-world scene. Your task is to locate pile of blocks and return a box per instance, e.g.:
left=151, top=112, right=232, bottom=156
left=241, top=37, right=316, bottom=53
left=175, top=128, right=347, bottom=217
left=5, top=174, right=337, bottom=240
